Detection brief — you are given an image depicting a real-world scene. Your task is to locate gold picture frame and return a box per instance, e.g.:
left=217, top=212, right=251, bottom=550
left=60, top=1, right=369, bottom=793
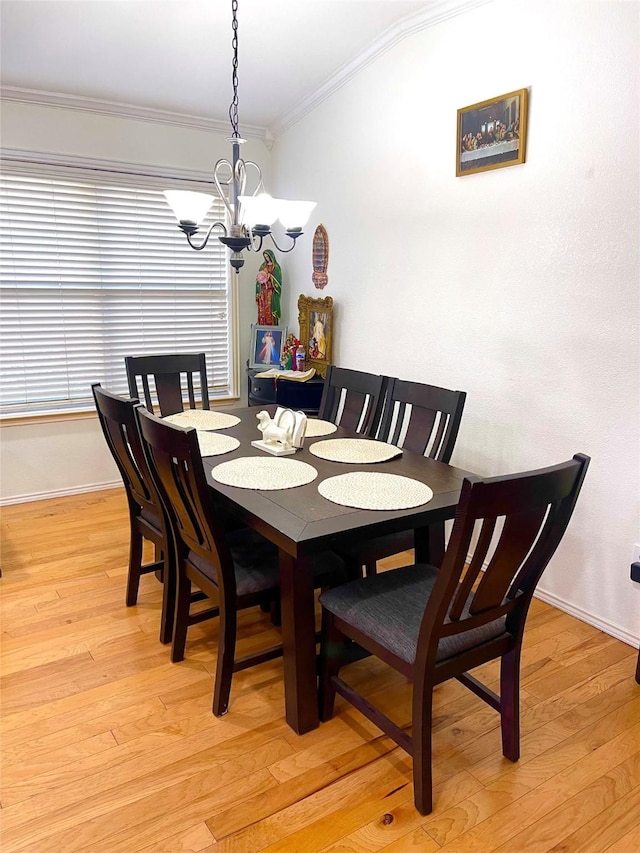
left=298, top=294, right=333, bottom=378
left=456, top=88, right=528, bottom=177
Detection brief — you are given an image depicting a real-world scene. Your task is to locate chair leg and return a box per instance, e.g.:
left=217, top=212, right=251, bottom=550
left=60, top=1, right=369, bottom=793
left=171, top=573, right=192, bottom=663
left=318, top=610, right=343, bottom=721
left=126, top=527, right=144, bottom=606
left=500, top=647, right=521, bottom=761
left=412, top=679, right=435, bottom=816
left=158, top=552, right=175, bottom=646
left=154, top=544, right=164, bottom=582
left=364, top=560, right=378, bottom=577
left=635, top=646, right=640, bottom=685
left=269, top=596, right=282, bottom=627
left=213, top=605, right=237, bottom=717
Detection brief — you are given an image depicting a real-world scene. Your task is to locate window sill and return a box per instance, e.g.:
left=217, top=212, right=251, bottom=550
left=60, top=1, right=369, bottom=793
left=0, top=396, right=241, bottom=427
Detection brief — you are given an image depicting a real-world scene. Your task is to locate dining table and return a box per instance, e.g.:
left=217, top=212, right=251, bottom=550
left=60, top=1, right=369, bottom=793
left=200, top=405, right=471, bottom=734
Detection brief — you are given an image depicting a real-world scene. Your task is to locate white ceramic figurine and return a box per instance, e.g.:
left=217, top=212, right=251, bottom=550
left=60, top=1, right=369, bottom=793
left=253, top=408, right=307, bottom=456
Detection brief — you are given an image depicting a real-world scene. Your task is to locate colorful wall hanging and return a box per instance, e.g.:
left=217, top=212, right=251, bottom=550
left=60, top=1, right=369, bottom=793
left=312, top=224, right=329, bottom=289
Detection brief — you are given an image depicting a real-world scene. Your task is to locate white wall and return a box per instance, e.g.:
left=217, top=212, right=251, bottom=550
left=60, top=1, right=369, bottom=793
left=0, top=101, right=272, bottom=501
left=272, top=0, right=640, bottom=643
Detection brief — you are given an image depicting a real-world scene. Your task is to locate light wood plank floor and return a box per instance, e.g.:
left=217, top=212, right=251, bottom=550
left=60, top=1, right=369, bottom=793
left=2, top=488, right=639, bottom=852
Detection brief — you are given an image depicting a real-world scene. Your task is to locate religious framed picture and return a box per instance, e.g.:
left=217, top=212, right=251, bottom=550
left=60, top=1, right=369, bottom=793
left=249, top=325, right=287, bottom=370
left=456, top=88, right=528, bottom=177
left=298, top=294, right=333, bottom=378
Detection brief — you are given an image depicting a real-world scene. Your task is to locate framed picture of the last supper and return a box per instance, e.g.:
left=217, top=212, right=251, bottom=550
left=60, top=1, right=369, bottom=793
left=457, top=88, right=528, bottom=177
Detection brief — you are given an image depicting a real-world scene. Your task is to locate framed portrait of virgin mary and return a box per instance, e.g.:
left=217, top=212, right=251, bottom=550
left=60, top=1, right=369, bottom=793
left=298, top=295, right=333, bottom=377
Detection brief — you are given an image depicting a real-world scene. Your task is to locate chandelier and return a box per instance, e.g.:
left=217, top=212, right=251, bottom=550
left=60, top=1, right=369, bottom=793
left=164, top=0, right=316, bottom=272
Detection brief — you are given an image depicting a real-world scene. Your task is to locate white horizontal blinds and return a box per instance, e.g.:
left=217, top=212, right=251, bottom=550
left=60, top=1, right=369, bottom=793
left=0, top=170, right=231, bottom=414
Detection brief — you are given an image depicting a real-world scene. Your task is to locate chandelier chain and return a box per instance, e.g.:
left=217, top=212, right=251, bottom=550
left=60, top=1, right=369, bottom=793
left=229, top=0, right=240, bottom=138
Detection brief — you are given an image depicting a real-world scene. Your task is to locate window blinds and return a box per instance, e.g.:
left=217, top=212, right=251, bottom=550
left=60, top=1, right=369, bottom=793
left=0, top=169, right=233, bottom=415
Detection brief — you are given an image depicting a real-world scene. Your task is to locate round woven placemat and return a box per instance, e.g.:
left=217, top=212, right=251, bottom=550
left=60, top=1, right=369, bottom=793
left=318, top=472, right=433, bottom=510
left=164, top=410, right=241, bottom=430
left=304, top=419, right=338, bottom=437
left=308, top=438, right=401, bottom=464
left=211, top=457, right=318, bottom=490
left=196, top=431, right=240, bottom=457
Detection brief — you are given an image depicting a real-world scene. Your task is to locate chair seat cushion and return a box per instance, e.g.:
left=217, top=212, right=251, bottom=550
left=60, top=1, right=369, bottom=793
left=188, top=529, right=280, bottom=596
left=139, top=506, right=163, bottom=532
left=319, top=564, right=507, bottom=665
left=188, top=530, right=347, bottom=598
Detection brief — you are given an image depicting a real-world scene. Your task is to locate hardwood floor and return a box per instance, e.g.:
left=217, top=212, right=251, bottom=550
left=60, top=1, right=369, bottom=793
left=1, top=488, right=639, bottom=852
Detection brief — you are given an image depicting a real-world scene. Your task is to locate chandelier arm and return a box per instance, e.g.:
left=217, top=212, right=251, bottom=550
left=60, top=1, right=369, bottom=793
left=184, top=221, right=228, bottom=251
left=242, top=160, right=265, bottom=196
left=214, top=158, right=236, bottom=220
left=267, top=233, right=300, bottom=254
left=245, top=230, right=264, bottom=253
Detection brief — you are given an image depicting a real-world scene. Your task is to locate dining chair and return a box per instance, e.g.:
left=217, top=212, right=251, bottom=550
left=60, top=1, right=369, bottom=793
left=317, top=365, right=387, bottom=436
left=91, top=383, right=175, bottom=644
left=318, top=453, right=590, bottom=815
left=340, top=378, right=467, bottom=576
left=135, top=406, right=347, bottom=716
left=125, top=352, right=210, bottom=417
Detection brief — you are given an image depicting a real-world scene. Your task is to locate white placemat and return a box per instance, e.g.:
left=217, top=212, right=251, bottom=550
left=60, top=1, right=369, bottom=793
left=318, top=472, right=433, bottom=510
left=304, top=419, right=338, bottom=437
left=164, top=410, right=241, bottom=430
left=196, top=431, right=240, bottom=457
left=211, top=457, right=318, bottom=490
left=309, top=438, right=401, bottom=464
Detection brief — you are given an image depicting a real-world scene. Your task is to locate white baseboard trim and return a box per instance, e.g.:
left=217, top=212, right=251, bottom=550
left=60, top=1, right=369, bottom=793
left=469, top=550, right=639, bottom=650
left=0, top=480, right=121, bottom=506
left=534, top=586, right=639, bottom=650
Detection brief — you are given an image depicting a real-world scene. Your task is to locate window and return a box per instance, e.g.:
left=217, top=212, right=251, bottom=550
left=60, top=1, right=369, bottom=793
left=0, top=164, right=235, bottom=416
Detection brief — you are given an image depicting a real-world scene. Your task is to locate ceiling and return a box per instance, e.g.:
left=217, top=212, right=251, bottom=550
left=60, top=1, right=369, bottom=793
left=0, top=0, right=443, bottom=136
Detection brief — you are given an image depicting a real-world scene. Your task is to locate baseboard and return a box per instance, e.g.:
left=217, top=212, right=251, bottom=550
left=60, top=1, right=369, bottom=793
left=0, top=480, right=121, bottom=506
left=534, top=585, right=639, bottom=649
left=468, top=549, right=639, bottom=650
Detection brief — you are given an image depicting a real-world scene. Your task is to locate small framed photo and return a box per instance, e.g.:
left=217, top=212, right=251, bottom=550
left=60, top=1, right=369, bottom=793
left=456, top=88, right=528, bottom=177
left=298, top=294, right=333, bottom=378
left=249, top=325, right=287, bottom=369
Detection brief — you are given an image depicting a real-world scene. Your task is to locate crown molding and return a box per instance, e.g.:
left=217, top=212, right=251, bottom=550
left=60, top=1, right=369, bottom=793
left=269, top=0, right=494, bottom=137
left=0, top=86, right=271, bottom=143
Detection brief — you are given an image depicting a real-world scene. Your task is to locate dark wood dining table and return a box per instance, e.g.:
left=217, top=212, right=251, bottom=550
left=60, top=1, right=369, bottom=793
left=202, top=406, right=471, bottom=734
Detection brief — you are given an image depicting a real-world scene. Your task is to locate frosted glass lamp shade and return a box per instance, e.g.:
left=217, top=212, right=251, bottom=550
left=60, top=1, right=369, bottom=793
left=164, top=190, right=215, bottom=225
left=239, top=193, right=279, bottom=227
left=277, top=200, right=317, bottom=230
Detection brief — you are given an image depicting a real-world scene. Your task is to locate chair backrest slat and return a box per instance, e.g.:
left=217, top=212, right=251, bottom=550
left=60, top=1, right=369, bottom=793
left=378, top=378, right=466, bottom=462
left=186, top=374, right=196, bottom=409
left=140, top=375, right=154, bottom=412
left=318, top=366, right=386, bottom=436
left=126, top=353, right=210, bottom=416
left=449, top=516, right=497, bottom=621
left=470, top=505, right=548, bottom=616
